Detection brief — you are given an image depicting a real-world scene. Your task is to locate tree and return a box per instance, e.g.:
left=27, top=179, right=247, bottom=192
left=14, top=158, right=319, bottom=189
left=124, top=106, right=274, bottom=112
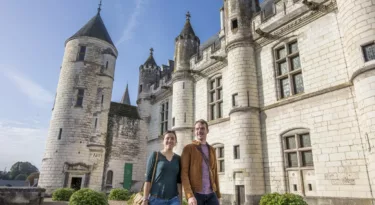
left=14, top=174, right=28, bottom=180
left=8, top=162, right=38, bottom=180
left=0, top=171, right=10, bottom=180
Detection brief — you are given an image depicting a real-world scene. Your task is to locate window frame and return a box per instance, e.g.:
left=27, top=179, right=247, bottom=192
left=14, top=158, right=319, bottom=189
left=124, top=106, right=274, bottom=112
left=274, top=41, right=304, bottom=100
left=208, top=76, right=223, bottom=121
left=213, top=144, right=225, bottom=173
left=106, top=170, right=113, bottom=186
left=75, top=89, right=85, bottom=107
left=362, top=42, right=375, bottom=62
left=282, top=129, right=314, bottom=196
left=77, top=45, right=86, bottom=61
left=160, top=101, right=169, bottom=135
left=234, top=145, right=240, bottom=159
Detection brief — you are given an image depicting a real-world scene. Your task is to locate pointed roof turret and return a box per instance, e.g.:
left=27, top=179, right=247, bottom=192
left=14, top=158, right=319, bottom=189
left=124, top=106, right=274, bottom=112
left=179, top=11, right=196, bottom=37
left=121, top=84, right=131, bottom=105
left=66, top=0, right=115, bottom=46
left=144, top=48, right=157, bottom=66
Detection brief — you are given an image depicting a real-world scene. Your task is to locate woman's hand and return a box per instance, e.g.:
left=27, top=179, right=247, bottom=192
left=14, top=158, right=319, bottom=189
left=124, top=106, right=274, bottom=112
left=142, top=199, right=149, bottom=205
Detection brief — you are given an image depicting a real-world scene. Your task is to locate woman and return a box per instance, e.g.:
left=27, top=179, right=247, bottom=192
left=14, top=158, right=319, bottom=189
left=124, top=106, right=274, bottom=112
left=142, top=130, right=182, bottom=205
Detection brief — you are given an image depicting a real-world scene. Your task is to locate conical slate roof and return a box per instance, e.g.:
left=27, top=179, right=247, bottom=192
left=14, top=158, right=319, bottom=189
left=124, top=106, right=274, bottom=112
left=67, top=12, right=114, bottom=46
left=144, top=48, right=157, bottom=66
left=121, top=84, right=131, bottom=105
left=179, top=12, right=196, bottom=37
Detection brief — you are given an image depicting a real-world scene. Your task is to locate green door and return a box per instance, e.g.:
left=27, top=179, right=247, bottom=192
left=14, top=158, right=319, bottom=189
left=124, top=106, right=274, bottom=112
left=123, top=163, right=133, bottom=190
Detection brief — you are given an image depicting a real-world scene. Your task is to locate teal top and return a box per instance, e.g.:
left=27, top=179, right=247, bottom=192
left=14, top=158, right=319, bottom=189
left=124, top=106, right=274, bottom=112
left=145, top=151, right=181, bottom=199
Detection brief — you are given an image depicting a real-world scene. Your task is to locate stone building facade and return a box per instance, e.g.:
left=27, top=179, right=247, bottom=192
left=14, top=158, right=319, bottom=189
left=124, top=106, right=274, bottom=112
left=39, top=0, right=375, bottom=204
left=137, top=0, right=375, bottom=204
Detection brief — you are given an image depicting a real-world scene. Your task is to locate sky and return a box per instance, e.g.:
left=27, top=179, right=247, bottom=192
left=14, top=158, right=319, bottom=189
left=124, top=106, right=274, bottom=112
left=0, top=0, right=226, bottom=171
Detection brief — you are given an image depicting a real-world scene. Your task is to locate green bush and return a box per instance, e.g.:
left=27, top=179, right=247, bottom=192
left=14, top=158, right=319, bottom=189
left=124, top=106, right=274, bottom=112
left=108, top=188, right=131, bottom=201
left=260, top=192, right=307, bottom=205
left=182, top=198, right=188, bottom=205
left=127, top=193, right=137, bottom=204
left=69, top=188, right=108, bottom=205
left=52, top=188, right=75, bottom=201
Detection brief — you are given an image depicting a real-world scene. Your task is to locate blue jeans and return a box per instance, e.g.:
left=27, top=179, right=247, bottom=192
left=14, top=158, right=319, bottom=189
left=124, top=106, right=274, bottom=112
left=194, top=192, right=219, bottom=205
left=149, top=195, right=180, bottom=205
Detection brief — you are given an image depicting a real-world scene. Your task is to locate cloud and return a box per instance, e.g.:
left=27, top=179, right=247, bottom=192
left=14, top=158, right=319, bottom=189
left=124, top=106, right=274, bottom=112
left=115, top=0, right=146, bottom=46
left=0, top=119, right=48, bottom=171
left=3, top=69, right=54, bottom=106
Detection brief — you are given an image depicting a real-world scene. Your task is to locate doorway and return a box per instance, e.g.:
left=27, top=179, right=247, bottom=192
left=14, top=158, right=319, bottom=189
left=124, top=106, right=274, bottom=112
left=71, top=177, right=82, bottom=190
left=236, top=185, right=245, bottom=205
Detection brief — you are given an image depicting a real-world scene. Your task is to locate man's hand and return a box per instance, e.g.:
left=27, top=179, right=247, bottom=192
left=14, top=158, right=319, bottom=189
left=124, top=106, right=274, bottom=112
left=188, top=197, right=197, bottom=205
left=141, top=199, right=149, bottom=205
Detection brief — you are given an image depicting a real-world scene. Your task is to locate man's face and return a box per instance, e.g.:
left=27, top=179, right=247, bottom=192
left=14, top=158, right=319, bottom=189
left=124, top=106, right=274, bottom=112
left=195, top=122, right=208, bottom=142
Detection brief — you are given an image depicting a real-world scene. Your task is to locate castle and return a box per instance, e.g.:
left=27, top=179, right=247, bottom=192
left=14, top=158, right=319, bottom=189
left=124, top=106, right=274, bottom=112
left=39, top=0, right=375, bottom=204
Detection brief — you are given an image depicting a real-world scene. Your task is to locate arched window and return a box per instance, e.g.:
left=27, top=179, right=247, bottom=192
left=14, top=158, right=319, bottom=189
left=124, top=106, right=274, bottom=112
left=106, top=170, right=113, bottom=185
left=281, top=128, right=315, bottom=196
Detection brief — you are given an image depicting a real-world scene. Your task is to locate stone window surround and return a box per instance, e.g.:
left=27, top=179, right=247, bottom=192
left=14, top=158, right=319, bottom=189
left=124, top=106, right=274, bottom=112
left=213, top=143, right=225, bottom=173
left=75, top=88, right=85, bottom=107
left=361, top=40, right=375, bottom=62
left=208, top=74, right=223, bottom=121
left=106, top=170, right=113, bottom=186
left=281, top=128, right=314, bottom=196
left=160, top=100, right=169, bottom=135
left=273, top=39, right=304, bottom=100
left=77, top=45, right=87, bottom=61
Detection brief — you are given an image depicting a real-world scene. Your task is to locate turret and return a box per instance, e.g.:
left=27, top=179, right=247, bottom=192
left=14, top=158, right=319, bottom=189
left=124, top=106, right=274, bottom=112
left=172, top=12, right=199, bottom=154
left=137, top=48, right=159, bottom=98
left=223, top=0, right=265, bottom=203
left=174, top=12, right=200, bottom=71
left=39, top=3, right=117, bottom=194
left=121, top=83, right=131, bottom=105
left=335, top=0, right=375, bottom=192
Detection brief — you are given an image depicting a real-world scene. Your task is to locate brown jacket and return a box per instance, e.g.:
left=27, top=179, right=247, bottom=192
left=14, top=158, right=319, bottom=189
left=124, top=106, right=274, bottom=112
left=181, top=140, right=221, bottom=200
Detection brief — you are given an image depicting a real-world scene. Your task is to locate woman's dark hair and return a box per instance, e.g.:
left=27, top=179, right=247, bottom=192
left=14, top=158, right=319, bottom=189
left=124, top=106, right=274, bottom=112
left=163, top=130, right=177, bottom=142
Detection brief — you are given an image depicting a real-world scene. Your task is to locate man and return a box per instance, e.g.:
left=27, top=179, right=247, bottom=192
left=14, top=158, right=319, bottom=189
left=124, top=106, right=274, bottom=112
left=181, top=119, right=221, bottom=205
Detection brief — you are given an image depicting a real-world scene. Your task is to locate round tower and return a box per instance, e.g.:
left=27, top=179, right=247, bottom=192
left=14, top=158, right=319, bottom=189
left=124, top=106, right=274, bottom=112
left=172, top=12, right=200, bottom=154
left=38, top=6, right=118, bottom=194
left=336, top=0, right=375, bottom=192
left=224, top=0, right=265, bottom=204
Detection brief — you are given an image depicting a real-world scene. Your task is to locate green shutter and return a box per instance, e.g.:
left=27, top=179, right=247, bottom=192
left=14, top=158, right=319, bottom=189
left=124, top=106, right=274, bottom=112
left=123, top=163, right=133, bottom=190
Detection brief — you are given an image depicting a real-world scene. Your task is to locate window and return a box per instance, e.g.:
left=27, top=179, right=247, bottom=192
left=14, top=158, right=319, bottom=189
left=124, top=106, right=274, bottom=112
left=275, top=41, right=304, bottom=99
left=94, top=118, right=98, bottom=128
left=173, top=117, right=175, bottom=126
left=160, top=102, right=169, bottom=135
left=282, top=129, right=314, bottom=195
left=106, top=170, right=113, bottom=185
left=209, top=76, right=223, bottom=121
left=231, top=19, right=238, bottom=30
left=76, top=89, right=84, bottom=107
left=362, top=42, right=375, bottom=62
left=101, top=95, right=104, bottom=105
left=215, top=145, right=225, bottom=173
left=105, top=61, right=109, bottom=69
left=58, top=128, right=62, bottom=140
left=234, top=145, right=240, bottom=159
left=77, top=46, right=86, bottom=61
left=232, top=93, right=238, bottom=107
left=139, top=85, right=143, bottom=93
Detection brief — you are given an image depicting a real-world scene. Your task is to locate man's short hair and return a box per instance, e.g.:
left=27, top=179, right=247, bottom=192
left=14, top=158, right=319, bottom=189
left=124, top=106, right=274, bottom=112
left=195, top=119, right=209, bottom=129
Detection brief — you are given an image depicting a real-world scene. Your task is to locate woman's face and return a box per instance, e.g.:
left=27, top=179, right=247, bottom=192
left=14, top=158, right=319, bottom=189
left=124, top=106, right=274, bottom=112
left=163, top=133, right=176, bottom=150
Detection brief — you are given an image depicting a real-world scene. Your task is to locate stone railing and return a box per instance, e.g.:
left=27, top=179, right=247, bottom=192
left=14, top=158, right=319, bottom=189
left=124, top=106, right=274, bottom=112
left=0, top=187, right=45, bottom=205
